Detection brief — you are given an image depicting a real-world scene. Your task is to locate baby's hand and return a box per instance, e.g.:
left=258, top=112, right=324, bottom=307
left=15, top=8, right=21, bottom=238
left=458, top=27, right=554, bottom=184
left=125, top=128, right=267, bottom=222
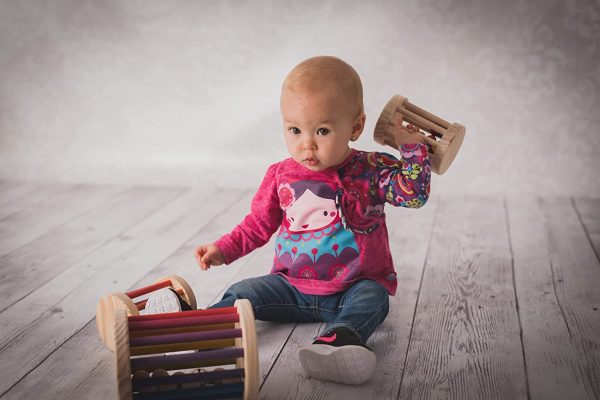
left=392, top=116, right=427, bottom=146
left=195, top=244, right=225, bottom=271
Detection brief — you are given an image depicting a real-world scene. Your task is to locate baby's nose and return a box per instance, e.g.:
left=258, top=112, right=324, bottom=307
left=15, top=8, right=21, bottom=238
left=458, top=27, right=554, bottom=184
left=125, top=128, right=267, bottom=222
left=303, top=138, right=317, bottom=150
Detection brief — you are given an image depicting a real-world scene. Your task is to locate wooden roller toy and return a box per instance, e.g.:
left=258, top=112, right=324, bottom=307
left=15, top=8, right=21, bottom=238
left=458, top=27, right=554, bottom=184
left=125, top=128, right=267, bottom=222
left=374, top=94, right=465, bottom=174
left=110, top=299, right=259, bottom=400
left=96, top=275, right=197, bottom=351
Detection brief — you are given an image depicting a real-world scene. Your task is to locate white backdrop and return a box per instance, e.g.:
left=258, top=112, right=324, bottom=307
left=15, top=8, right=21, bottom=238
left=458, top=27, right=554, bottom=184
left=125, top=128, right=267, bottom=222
left=1, top=0, right=599, bottom=196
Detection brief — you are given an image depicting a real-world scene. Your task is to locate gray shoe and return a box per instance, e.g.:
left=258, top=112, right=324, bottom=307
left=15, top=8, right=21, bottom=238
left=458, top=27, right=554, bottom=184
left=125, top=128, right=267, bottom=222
left=298, top=327, right=376, bottom=385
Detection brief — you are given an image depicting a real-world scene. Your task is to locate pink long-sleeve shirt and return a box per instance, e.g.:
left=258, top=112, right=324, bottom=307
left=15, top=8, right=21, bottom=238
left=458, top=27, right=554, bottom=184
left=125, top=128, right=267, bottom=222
left=215, top=143, right=431, bottom=296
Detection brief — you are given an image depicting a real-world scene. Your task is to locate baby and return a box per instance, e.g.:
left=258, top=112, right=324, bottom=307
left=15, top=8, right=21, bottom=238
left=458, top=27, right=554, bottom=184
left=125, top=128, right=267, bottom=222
left=195, top=56, right=431, bottom=385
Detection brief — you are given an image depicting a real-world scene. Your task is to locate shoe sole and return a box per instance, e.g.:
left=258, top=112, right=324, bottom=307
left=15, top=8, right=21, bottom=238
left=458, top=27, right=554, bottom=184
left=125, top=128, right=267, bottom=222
left=298, top=344, right=376, bottom=385
left=141, top=288, right=182, bottom=315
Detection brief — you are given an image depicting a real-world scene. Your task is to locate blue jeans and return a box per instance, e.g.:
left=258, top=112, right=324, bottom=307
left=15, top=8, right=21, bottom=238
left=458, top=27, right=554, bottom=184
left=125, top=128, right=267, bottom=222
left=208, top=274, right=389, bottom=345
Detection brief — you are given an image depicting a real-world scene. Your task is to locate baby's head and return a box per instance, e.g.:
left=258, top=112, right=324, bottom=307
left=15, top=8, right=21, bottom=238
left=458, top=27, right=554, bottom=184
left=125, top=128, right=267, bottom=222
left=280, top=56, right=366, bottom=171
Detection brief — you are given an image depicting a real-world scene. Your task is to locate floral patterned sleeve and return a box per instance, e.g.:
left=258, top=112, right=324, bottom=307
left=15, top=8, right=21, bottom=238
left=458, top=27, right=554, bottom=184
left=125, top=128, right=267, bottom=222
left=372, top=143, right=431, bottom=208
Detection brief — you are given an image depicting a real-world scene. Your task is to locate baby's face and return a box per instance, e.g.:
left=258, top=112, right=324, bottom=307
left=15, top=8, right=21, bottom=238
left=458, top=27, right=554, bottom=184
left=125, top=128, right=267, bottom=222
left=281, top=88, right=359, bottom=171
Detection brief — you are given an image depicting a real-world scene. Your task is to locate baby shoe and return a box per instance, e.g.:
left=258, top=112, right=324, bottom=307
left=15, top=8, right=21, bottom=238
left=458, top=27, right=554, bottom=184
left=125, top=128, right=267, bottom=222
left=298, top=326, right=376, bottom=385
left=140, top=287, right=192, bottom=315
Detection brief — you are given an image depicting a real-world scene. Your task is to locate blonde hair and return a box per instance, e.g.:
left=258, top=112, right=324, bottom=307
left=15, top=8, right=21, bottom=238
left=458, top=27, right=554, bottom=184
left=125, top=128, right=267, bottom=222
left=282, top=56, right=364, bottom=117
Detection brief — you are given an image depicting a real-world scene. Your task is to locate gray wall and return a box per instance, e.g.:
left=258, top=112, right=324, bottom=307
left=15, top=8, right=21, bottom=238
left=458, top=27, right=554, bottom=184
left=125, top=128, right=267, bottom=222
left=1, top=0, right=599, bottom=196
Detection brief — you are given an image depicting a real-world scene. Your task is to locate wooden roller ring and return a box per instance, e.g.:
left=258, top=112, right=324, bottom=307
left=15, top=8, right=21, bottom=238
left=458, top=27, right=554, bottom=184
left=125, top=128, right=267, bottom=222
left=97, top=292, right=139, bottom=352
left=374, top=95, right=465, bottom=175
left=167, top=275, right=197, bottom=310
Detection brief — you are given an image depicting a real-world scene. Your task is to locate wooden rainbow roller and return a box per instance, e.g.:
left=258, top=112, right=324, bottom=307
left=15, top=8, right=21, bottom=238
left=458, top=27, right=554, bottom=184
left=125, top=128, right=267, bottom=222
left=96, top=277, right=259, bottom=400
left=374, top=94, right=466, bottom=175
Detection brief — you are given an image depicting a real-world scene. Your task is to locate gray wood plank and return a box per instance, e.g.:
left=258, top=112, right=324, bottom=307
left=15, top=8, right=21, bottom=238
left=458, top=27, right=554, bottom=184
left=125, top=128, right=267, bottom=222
left=0, top=186, right=186, bottom=312
left=507, top=196, right=599, bottom=399
left=0, top=187, right=244, bottom=397
left=0, top=184, right=73, bottom=220
left=573, top=197, right=600, bottom=263
left=259, top=199, right=439, bottom=399
left=1, top=319, right=117, bottom=400
left=398, top=196, right=527, bottom=400
left=0, top=181, right=38, bottom=208
left=0, top=183, right=122, bottom=256
left=543, top=196, right=600, bottom=396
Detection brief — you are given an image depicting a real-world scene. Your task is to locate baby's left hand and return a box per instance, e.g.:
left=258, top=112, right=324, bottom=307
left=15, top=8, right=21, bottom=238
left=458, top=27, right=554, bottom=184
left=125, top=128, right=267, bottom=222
left=392, top=116, right=427, bottom=146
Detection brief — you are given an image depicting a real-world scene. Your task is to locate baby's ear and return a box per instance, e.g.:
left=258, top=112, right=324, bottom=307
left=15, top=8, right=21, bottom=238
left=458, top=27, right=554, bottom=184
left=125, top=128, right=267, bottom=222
left=351, top=113, right=366, bottom=140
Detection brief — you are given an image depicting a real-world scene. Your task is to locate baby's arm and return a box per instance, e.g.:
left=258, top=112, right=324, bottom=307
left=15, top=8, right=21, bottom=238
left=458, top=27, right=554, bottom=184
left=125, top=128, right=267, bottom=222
left=196, top=164, right=282, bottom=269
left=374, top=120, right=432, bottom=208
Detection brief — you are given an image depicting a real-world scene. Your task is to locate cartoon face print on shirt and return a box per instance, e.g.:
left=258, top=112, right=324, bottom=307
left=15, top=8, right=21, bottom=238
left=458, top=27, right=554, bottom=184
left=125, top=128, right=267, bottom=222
left=278, top=181, right=339, bottom=233
left=274, top=180, right=360, bottom=282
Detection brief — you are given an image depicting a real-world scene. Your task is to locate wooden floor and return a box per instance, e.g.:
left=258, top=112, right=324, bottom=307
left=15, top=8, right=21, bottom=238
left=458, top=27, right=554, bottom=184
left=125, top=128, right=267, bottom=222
left=0, top=181, right=599, bottom=400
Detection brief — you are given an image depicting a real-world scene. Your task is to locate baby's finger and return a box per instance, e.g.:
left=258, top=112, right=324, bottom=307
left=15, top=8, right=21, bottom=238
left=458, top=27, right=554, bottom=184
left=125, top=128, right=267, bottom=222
left=199, top=260, right=210, bottom=271
left=399, top=126, right=414, bottom=136
left=202, top=254, right=216, bottom=268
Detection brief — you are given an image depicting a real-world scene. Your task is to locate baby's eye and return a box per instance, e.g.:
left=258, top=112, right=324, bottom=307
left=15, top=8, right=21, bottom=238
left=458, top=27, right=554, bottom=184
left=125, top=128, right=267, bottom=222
left=289, top=127, right=301, bottom=135
left=317, top=128, right=330, bottom=135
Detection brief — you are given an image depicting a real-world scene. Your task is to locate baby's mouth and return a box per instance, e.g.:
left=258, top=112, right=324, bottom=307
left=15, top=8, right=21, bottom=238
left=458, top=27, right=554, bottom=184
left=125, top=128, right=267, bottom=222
left=303, top=156, right=319, bottom=166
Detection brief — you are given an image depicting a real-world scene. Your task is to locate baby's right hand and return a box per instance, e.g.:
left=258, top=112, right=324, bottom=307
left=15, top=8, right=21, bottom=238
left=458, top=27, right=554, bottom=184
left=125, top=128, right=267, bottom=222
left=195, top=243, right=225, bottom=271
left=392, top=116, right=428, bottom=146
